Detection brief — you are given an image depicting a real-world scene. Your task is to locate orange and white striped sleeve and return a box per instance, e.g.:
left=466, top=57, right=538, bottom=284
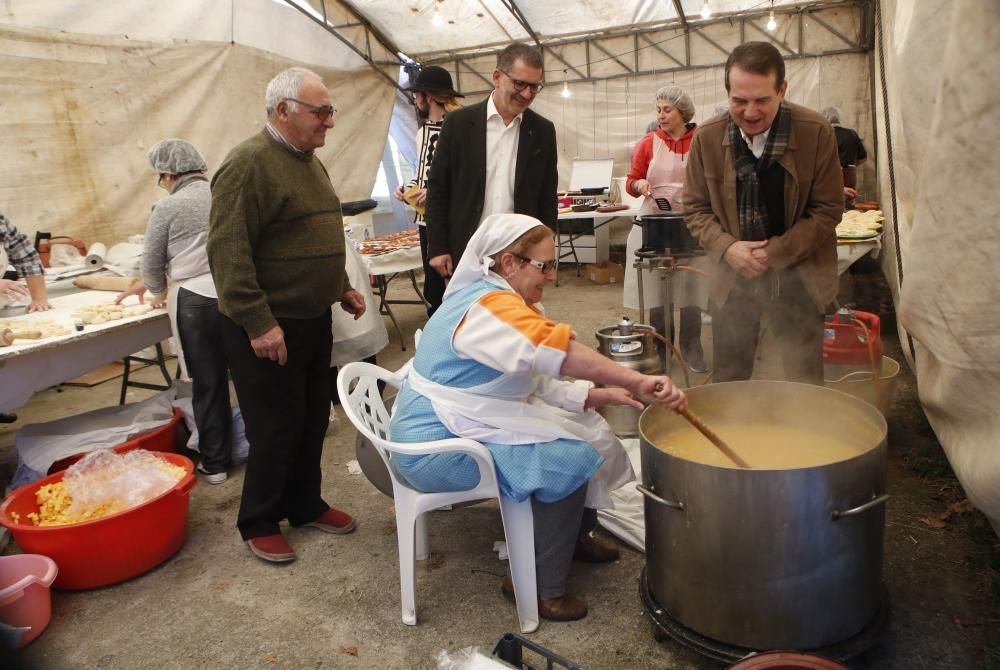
left=453, top=290, right=573, bottom=378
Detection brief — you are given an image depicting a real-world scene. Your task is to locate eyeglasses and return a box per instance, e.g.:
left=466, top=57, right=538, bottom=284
left=499, top=70, right=545, bottom=94
left=514, top=254, right=556, bottom=274
left=284, top=97, right=337, bottom=121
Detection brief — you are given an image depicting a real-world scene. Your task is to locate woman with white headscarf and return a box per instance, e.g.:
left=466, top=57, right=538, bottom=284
left=389, top=213, right=686, bottom=622
left=116, top=139, right=231, bottom=485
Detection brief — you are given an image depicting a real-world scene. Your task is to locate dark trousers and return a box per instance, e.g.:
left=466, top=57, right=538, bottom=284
left=176, top=288, right=232, bottom=473
left=648, top=305, right=703, bottom=365
left=220, top=310, right=333, bottom=540
left=418, top=224, right=446, bottom=317
left=711, top=271, right=824, bottom=384
left=532, top=484, right=588, bottom=599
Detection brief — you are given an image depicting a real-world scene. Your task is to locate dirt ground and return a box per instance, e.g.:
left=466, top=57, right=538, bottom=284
left=0, top=239, right=997, bottom=669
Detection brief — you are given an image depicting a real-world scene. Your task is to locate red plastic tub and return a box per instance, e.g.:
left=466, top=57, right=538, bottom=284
left=0, top=554, right=58, bottom=647
left=0, top=452, right=196, bottom=590
left=47, top=406, right=183, bottom=474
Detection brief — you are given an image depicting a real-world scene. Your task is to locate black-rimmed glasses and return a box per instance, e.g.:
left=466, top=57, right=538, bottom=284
left=499, top=70, right=545, bottom=94
left=284, top=97, right=337, bottom=121
left=514, top=254, right=557, bottom=274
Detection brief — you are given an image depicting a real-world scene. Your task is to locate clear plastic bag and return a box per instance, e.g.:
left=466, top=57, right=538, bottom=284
left=62, top=449, right=184, bottom=520
left=436, top=647, right=512, bottom=670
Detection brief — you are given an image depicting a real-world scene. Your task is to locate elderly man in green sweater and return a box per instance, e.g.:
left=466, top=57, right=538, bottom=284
left=208, top=67, right=366, bottom=563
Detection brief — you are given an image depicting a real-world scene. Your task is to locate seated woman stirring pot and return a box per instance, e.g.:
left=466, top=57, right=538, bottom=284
left=388, top=213, right=687, bottom=622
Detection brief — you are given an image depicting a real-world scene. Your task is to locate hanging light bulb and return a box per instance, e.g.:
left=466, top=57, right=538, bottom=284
left=767, top=9, right=777, bottom=31
left=700, top=1, right=712, bottom=20
left=561, top=70, right=571, bottom=98
left=431, top=2, right=445, bottom=28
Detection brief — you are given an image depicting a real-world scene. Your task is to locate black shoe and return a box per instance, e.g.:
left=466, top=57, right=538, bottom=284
left=0, top=413, right=16, bottom=423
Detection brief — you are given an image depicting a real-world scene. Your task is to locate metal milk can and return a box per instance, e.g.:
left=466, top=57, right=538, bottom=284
left=594, top=318, right=662, bottom=437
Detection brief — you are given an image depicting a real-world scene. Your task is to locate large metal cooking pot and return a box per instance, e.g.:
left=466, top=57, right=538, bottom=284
left=635, top=213, right=700, bottom=256
left=639, top=381, right=888, bottom=650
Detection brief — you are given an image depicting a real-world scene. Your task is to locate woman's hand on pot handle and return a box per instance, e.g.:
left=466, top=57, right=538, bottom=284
left=632, top=375, right=687, bottom=412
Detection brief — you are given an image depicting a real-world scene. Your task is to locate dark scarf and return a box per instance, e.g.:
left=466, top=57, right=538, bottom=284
left=729, top=103, right=792, bottom=241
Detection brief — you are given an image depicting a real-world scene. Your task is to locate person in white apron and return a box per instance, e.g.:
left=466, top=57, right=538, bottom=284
left=389, top=213, right=687, bottom=622
left=624, top=86, right=709, bottom=373
left=115, top=140, right=231, bottom=484
left=328, top=242, right=389, bottom=407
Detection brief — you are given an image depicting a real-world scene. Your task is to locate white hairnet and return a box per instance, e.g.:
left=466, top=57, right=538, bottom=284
left=655, top=85, right=695, bottom=122
left=148, top=139, right=207, bottom=175
left=443, top=213, right=542, bottom=300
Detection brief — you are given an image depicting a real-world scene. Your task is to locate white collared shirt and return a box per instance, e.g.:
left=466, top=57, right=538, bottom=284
left=480, top=92, right=522, bottom=225
left=740, top=126, right=770, bottom=159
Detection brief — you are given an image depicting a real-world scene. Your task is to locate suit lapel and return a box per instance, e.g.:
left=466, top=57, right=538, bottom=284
left=514, top=109, right=535, bottom=195
left=473, top=99, right=488, bottom=190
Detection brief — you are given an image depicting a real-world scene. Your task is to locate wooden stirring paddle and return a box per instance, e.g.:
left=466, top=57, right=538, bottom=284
left=678, top=407, right=750, bottom=468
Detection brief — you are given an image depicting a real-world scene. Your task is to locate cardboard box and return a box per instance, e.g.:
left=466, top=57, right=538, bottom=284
left=586, top=262, right=625, bottom=285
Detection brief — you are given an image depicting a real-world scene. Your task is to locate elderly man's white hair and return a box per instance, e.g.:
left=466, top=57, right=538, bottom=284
left=821, top=106, right=842, bottom=125
left=265, top=67, right=325, bottom=117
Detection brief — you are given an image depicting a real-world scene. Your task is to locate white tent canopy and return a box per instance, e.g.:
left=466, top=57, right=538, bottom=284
left=0, top=0, right=996, bottom=532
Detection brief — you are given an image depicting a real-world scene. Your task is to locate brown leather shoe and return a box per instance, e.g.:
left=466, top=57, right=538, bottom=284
left=501, top=576, right=588, bottom=622
left=246, top=534, right=296, bottom=563
left=573, top=531, right=620, bottom=563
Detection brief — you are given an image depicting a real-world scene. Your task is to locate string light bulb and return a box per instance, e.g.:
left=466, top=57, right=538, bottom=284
left=561, top=70, right=571, bottom=98
left=767, top=7, right=777, bottom=31
left=700, top=1, right=711, bottom=19
left=432, top=2, right=445, bottom=28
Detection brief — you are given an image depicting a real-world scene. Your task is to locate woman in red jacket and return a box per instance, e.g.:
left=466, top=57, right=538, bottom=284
left=624, top=86, right=709, bottom=373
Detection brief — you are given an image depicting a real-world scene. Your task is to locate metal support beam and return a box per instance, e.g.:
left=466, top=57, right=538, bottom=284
left=590, top=40, right=635, bottom=75
left=546, top=49, right=588, bottom=81
left=420, top=1, right=869, bottom=95
left=670, top=0, right=690, bottom=31
left=806, top=8, right=863, bottom=48
left=283, top=0, right=405, bottom=91
left=498, top=0, right=541, bottom=46
left=744, top=18, right=798, bottom=55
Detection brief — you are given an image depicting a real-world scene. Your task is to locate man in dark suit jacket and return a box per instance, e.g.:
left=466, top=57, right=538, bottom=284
left=424, top=43, right=558, bottom=279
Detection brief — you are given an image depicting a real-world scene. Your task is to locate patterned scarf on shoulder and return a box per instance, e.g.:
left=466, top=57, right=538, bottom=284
left=729, top=102, right=792, bottom=241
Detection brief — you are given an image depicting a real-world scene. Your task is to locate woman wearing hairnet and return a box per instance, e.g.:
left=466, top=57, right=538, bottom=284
left=116, top=139, right=232, bottom=484
left=624, top=85, right=710, bottom=373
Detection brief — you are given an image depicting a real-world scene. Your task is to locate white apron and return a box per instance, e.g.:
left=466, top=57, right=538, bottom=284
left=403, top=365, right=634, bottom=510
left=623, top=134, right=709, bottom=311
left=330, top=243, right=389, bottom=367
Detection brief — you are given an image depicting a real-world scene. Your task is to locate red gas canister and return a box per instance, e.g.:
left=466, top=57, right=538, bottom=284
left=823, top=308, right=882, bottom=367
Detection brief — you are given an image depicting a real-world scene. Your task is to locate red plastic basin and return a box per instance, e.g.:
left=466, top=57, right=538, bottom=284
left=48, top=406, right=183, bottom=474
left=0, top=452, right=196, bottom=590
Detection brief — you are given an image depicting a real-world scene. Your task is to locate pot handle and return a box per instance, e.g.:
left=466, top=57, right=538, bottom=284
left=636, top=484, right=685, bottom=511
left=832, top=493, right=889, bottom=520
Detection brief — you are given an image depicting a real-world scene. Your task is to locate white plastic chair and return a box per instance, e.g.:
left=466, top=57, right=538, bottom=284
left=336, top=361, right=539, bottom=633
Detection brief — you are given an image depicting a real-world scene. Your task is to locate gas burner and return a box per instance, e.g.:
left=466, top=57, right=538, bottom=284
left=638, top=567, right=888, bottom=664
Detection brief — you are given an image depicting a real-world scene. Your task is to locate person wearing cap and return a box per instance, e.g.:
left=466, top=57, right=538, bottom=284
left=424, top=42, right=558, bottom=283
left=389, top=212, right=687, bottom=623
left=624, top=85, right=709, bottom=373
left=392, top=65, right=465, bottom=316
left=115, top=139, right=233, bottom=485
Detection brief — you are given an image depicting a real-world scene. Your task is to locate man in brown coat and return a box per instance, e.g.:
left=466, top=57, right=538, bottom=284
left=684, top=42, right=843, bottom=383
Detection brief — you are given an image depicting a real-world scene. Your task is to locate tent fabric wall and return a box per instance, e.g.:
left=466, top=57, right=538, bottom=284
left=877, top=0, right=1000, bottom=531
left=0, top=21, right=394, bottom=247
